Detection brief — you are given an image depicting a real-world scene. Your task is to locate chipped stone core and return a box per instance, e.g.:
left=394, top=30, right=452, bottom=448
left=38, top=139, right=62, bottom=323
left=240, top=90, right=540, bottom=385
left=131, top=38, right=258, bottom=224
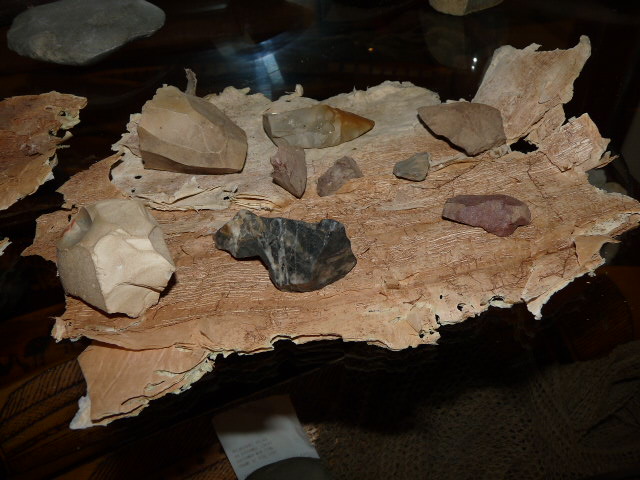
left=138, top=86, right=248, bottom=174
left=57, top=199, right=175, bottom=317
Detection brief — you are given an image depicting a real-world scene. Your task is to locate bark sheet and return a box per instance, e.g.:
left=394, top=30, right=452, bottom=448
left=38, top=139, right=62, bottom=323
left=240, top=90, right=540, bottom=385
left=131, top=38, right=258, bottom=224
left=23, top=37, right=640, bottom=427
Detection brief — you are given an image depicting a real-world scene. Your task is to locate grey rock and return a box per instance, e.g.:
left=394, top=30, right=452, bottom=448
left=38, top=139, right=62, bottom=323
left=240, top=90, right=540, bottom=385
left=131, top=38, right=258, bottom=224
left=429, top=0, right=503, bottom=16
left=393, top=152, right=431, bottom=181
left=215, top=210, right=357, bottom=292
left=263, top=104, right=374, bottom=149
left=270, top=140, right=307, bottom=198
left=418, top=102, right=506, bottom=156
left=316, top=156, right=363, bottom=197
left=442, top=194, right=531, bottom=237
left=7, top=0, right=165, bottom=66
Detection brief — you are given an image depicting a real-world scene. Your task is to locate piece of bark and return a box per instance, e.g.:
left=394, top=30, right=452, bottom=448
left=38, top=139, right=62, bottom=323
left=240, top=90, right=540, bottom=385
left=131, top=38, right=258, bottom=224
left=442, top=194, right=531, bottom=237
left=429, top=0, right=503, bottom=15
left=22, top=42, right=640, bottom=426
left=474, top=36, right=591, bottom=143
left=263, top=104, right=374, bottom=149
left=0, top=92, right=86, bottom=210
left=57, top=199, right=175, bottom=317
left=270, top=140, right=307, bottom=198
left=393, top=152, right=431, bottom=181
left=72, top=342, right=211, bottom=428
left=316, top=156, right=364, bottom=197
left=138, top=85, right=248, bottom=174
left=538, top=114, right=609, bottom=172
left=418, top=102, right=506, bottom=156
left=524, top=105, right=566, bottom=146
left=215, top=210, right=357, bottom=292
left=0, top=238, right=10, bottom=256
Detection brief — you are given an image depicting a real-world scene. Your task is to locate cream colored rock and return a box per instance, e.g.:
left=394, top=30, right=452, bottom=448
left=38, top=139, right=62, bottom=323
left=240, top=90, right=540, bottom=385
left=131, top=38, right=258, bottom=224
left=57, top=199, right=175, bottom=317
left=263, top=104, right=374, bottom=149
left=138, top=85, right=248, bottom=174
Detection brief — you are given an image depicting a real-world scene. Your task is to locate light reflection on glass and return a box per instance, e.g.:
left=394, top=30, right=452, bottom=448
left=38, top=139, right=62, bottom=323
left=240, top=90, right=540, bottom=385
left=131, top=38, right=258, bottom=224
left=262, top=53, right=284, bottom=85
left=254, top=52, right=284, bottom=99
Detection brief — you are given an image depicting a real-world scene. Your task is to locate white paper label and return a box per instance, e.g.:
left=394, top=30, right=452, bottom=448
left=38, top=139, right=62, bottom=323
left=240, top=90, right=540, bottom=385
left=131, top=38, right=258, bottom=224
left=212, top=395, right=319, bottom=479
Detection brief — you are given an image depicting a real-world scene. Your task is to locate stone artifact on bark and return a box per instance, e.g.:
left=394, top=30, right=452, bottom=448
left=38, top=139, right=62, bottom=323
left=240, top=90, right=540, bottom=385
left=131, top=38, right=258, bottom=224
left=109, top=81, right=438, bottom=212
left=0, top=92, right=86, bottom=210
left=263, top=104, right=374, bottom=149
left=138, top=86, right=248, bottom=174
left=7, top=0, right=165, bottom=66
left=473, top=36, right=591, bottom=143
left=442, top=194, right=532, bottom=237
left=393, top=152, right=431, bottom=181
left=316, top=156, right=364, bottom=196
left=57, top=199, right=175, bottom=317
left=418, top=102, right=506, bottom=156
left=270, top=140, right=307, bottom=198
left=215, top=210, right=357, bottom=292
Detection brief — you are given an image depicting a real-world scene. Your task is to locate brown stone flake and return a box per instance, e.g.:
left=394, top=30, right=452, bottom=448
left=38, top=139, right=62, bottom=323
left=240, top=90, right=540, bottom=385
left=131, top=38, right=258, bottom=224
left=270, top=140, right=307, bottom=198
left=442, top=194, right=531, bottom=237
left=418, top=102, right=506, bottom=156
left=316, top=156, right=364, bottom=197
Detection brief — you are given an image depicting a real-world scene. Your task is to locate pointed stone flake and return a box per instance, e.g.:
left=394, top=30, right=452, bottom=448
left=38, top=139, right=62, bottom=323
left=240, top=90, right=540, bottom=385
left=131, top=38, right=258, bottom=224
left=393, top=152, right=431, bottom=181
left=316, top=156, right=364, bottom=197
left=270, top=140, right=307, bottom=198
left=418, top=102, right=506, bottom=156
left=263, top=104, right=374, bottom=149
left=215, top=210, right=357, bottom=292
left=442, top=194, right=531, bottom=237
left=138, top=86, right=248, bottom=174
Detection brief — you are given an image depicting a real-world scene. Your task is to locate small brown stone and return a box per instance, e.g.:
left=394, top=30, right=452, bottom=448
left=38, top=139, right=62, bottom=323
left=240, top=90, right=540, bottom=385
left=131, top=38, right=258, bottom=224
left=442, top=194, right=531, bottom=237
left=316, top=156, right=364, bottom=197
left=418, top=102, right=506, bottom=156
left=270, top=140, right=307, bottom=198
